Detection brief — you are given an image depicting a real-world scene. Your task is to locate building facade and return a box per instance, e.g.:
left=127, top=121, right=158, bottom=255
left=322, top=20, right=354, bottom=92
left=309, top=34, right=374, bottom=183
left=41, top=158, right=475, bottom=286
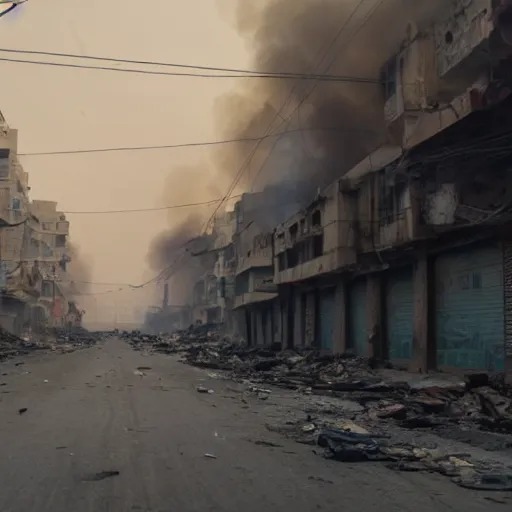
left=0, top=112, right=77, bottom=334
left=150, top=0, right=512, bottom=380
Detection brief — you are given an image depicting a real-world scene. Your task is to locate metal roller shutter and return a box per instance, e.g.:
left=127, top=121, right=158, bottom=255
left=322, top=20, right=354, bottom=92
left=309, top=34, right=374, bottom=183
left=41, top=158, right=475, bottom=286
left=436, top=242, right=504, bottom=370
left=349, top=279, right=368, bottom=356
left=317, top=288, right=336, bottom=350
left=386, top=267, right=414, bottom=360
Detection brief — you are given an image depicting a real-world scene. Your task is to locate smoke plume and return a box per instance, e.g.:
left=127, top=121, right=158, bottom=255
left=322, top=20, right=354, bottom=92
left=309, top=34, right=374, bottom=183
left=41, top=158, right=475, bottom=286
left=215, top=0, right=446, bottom=191
left=66, top=242, right=92, bottom=298
left=148, top=0, right=446, bottom=304
left=147, top=166, right=228, bottom=305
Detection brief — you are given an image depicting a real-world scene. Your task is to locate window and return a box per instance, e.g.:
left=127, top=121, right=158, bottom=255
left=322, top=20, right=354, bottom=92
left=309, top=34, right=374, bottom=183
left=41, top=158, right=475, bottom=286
left=12, top=198, right=20, bottom=210
left=379, top=173, right=407, bottom=226
left=381, top=58, right=397, bottom=102
left=41, top=280, right=54, bottom=297
left=29, top=238, right=40, bottom=259
left=56, top=235, right=66, bottom=247
left=289, top=223, right=298, bottom=242
left=313, top=234, right=324, bottom=258
left=0, top=148, right=9, bottom=179
left=312, top=210, right=322, bottom=227
left=278, top=253, right=286, bottom=272
left=43, top=244, right=53, bottom=257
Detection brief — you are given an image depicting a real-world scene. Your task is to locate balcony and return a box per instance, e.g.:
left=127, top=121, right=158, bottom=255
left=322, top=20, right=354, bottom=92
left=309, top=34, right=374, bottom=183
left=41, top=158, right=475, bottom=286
left=274, top=182, right=356, bottom=285
left=235, top=232, right=273, bottom=276
left=233, top=291, right=278, bottom=310
left=434, top=0, right=494, bottom=101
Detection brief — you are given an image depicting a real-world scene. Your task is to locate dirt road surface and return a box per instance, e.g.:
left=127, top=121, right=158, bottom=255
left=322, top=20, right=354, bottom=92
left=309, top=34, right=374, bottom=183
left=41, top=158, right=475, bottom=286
left=0, top=338, right=508, bottom=512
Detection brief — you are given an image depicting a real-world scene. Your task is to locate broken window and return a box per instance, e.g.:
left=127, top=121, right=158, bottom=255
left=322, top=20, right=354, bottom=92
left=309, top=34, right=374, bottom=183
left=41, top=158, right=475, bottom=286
left=289, top=223, right=298, bottom=242
left=313, top=234, right=324, bottom=258
left=286, top=247, right=298, bottom=269
left=312, top=210, right=321, bottom=227
left=0, top=148, right=9, bottom=179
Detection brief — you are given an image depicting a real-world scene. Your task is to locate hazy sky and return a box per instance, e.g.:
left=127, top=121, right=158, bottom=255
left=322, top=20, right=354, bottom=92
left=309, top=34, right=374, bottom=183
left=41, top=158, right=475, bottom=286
left=0, top=0, right=249, bottom=314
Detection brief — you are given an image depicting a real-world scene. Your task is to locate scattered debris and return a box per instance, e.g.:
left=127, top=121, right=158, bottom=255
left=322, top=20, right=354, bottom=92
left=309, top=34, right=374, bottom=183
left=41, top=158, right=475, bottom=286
left=196, top=386, right=214, bottom=394
left=18, top=408, right=27, bottom=415
left=251, top=439, right=283, bottom=448
left=82, top=471, right=120, bottom=482
left=137, top=366, right=152, bottom=371
left=204, top=453, right=217, bottom=459
left=120, top=325, right=512, bottom=491
left=308, top=476, right=334, bottom=484
left=455, top=473, right=512, bottom=492
left=0, top=325, right=103, bottom=363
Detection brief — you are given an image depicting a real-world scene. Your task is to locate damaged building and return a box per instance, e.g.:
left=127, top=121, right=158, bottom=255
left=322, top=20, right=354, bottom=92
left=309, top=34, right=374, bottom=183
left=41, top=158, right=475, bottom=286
left=0, top=112, right=81, bottom=335
left=152, top=0, right=512, bottom=380
left=272, top=0, right=512, bottom=379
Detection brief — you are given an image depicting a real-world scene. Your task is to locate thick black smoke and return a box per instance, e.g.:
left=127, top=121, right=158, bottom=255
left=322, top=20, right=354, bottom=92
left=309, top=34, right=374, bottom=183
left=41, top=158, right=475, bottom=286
left=148, top=0, right=445, bottom=303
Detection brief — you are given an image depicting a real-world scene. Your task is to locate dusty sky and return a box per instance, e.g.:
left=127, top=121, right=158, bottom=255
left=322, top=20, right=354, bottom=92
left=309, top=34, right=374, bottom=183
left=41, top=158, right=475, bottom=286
left=0, top=0, right=248, bottom=319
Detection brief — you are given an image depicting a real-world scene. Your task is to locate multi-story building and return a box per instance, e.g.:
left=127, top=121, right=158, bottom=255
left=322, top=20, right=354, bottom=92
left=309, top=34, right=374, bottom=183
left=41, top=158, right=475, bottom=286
left=270, top=0, right=512, bottom=381
left=28, top=200, right=72, bottom=327
left=0, top=113, right=38, bottom=333
left=212, top=211, right=237, bottom=329
left=232, top=189, right=299, bottom=346
left=0, top=112, right=76, bottom=333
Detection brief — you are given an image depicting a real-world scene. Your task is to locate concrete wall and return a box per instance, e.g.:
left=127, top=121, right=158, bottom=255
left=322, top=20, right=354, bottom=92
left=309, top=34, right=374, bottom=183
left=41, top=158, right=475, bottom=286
left=274, top=181, right=356, bottom=284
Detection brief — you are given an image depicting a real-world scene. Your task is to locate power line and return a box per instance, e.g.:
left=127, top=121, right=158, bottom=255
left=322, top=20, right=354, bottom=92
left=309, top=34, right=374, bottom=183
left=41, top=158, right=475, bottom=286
left=201, top=0, right=372, bottom=232
left=17, top=127, right=372, bottom=157
left=0, top=47, right=379, bottom=82
left=61, top=199, right=224, bottom=215
left=0, top=55, right=381, bottom=83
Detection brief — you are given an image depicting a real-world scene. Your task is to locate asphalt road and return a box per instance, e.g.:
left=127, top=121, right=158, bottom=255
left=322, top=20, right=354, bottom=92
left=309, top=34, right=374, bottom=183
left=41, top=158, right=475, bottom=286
left=0, top=338, right=508, bottom=512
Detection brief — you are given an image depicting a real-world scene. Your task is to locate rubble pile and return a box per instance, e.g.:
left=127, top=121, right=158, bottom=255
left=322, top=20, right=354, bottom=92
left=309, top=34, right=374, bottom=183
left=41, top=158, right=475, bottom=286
left=50, top=327, right=104, bottom=351
left=124, top=324, right=512, bottom=437
left=0, top=325, right=103, bottom=362
left=0, top=325, right=48, bottom=361
left=182, top=341, right=512, bottom=435
left=122, top=323, right=226, bottom=355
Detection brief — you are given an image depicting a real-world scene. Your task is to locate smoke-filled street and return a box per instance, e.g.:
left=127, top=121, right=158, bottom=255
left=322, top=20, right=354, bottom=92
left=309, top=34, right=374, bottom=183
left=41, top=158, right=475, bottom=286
left=0, top=337, right=508, bottom=512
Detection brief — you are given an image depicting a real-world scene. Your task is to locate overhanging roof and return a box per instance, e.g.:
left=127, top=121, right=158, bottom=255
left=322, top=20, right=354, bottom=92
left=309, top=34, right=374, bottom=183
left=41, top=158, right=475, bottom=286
left=343, top=145, right=403, bottom=183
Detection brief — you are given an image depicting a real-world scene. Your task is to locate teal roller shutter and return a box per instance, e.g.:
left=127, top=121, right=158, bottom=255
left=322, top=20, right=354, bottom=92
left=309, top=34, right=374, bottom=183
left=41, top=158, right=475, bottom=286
left=386, top=267, right=414, bottom=360
left=436, top=242, right=504, bottom=371
left=349, top=279, right=367, bottom=355
left=318, top=288, right=335, bottom=350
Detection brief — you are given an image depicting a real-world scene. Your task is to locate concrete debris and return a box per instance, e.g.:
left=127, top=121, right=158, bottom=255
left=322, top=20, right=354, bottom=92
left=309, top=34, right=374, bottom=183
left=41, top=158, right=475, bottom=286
left=82, top=470, right=120, bottom=482
left=121, top=326, right=512, bottom=440
left=0, top=325, right=102, bottom=363
left=121, top=325, right=512, bottom=490
left=196, top=386, right=213, bottom=394
left=18, top=407, right=27, bottom=415
left=203, top=453, right=217, bottom=459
